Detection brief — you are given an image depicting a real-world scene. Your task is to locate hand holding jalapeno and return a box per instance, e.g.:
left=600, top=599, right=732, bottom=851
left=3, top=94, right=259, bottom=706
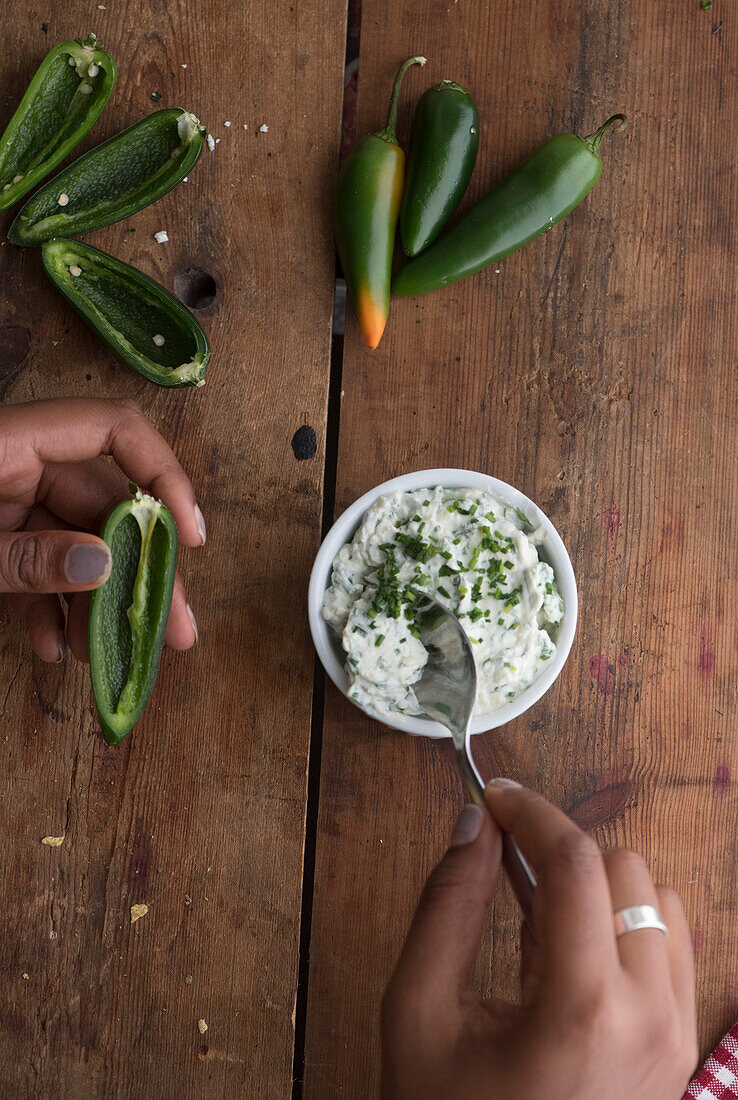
left=0, top=398, right=204, bottom=665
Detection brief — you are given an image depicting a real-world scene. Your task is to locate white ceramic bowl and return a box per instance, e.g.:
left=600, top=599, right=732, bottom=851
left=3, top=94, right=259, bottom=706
left=308, top=469, right=578, bottom=739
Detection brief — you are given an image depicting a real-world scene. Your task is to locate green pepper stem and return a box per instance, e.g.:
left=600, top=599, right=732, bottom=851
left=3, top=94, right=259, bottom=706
left=584, top=114, right=628, bottom=154
left=377, top=55, right=426, bottom=144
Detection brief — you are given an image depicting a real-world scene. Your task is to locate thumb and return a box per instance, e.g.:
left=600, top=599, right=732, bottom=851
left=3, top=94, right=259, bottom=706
left=390, top=806, right=502, bottom=1005
left=0, top=531, right=112, bottom=594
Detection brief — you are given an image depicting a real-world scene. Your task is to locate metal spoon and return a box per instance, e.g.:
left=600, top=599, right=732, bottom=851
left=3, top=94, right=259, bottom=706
left=411, top=590, right=536, bottom=928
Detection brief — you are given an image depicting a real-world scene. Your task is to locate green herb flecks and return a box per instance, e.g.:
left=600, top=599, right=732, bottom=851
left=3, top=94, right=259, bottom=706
left=372, top=545, right=402, bottom=619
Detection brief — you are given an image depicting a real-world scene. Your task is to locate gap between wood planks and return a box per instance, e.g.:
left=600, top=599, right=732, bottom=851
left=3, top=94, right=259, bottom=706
left=291, top=2, right=357, bottom=1091
left=291, top=329, right=344, bottom=1098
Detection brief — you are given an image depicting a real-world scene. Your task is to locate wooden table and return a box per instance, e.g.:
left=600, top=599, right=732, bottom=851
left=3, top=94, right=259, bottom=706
left=0, top=2, right=735, bottom=1096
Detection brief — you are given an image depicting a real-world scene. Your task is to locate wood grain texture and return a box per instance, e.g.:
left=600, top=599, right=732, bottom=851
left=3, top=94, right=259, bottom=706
left=0, top=1, right=345, bottom=1096
left=304, top=1, right=738, bottom=1095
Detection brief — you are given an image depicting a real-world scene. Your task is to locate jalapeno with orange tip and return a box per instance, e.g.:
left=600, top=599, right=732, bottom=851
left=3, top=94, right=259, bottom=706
left=333, top=55, right=426, bottom=350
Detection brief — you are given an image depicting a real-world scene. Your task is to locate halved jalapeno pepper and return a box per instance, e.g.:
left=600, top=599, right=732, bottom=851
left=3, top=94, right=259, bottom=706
left=42, top=238, right=209, bottom=387
left=89, top=489, right=178, bottom=745
left=0, top=34, right=116, bottom=213
left=9, top=107, right=203, bottom=245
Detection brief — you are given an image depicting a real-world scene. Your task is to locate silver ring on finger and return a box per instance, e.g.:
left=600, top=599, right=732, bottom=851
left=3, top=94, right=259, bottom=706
left=613, top=905, right=668, bottom=938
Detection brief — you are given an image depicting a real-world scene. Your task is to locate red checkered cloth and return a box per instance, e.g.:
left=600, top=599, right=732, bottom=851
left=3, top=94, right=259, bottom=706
left=684, top=1025, right=738, bottom=1098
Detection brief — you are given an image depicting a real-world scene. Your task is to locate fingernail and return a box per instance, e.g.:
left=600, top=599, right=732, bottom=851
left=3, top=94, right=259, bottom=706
left=449, top=804, right=484, bottom=848
left=486, top=777, right=521, bottom=791
left=64, top=543, right=111, bottom=585
left=186, top=603, right=198, bottom=643
left=53, top=634, right=66, bottom=663
left=194, top=504, right=206, bottom=545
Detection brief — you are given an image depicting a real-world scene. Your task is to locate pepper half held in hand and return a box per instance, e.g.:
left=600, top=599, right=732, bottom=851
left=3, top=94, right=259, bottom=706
left=42, top=239, right=209, bottom=387
left=89, top=489, right=178, bottom=745
left=400, top=80, right=479, bottom=257
left=393, top=114, right=627, bottom=297
left=9, top=107, right=204, bottom=245
left=334, top=55, right=426, bottom=350
left=0, top=34, right=117, bottom=212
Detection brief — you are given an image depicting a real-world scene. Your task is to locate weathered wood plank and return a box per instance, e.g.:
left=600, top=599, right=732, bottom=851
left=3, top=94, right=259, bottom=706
left=305, top=2, right=738, bottom=1094
left=0, top=2, right=345, bottom=1095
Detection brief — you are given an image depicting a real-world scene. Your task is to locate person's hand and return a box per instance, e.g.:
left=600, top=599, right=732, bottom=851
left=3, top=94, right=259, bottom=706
left=0, top=398, right=206, bottom=663
left=382, top=781, right=698, bottom=1100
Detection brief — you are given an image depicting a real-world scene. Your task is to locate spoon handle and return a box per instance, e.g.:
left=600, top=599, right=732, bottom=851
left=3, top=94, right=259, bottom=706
left=455, top=747, right=536, bottom=930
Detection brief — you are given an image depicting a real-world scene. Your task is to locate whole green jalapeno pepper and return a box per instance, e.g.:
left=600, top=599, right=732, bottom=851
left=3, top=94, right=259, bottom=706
left=393, top=114, right=627, bottom=297
left=42, top=238, right=209, bottom=387
left=400, top=80, right=479, bottom=257
left=89, top=489, right=178, bottom=745
left=0, top=34, right=116, bottom=212
left=9, top=107, right=204, bottom=245
left=334, top=55, right=425, bottom=350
